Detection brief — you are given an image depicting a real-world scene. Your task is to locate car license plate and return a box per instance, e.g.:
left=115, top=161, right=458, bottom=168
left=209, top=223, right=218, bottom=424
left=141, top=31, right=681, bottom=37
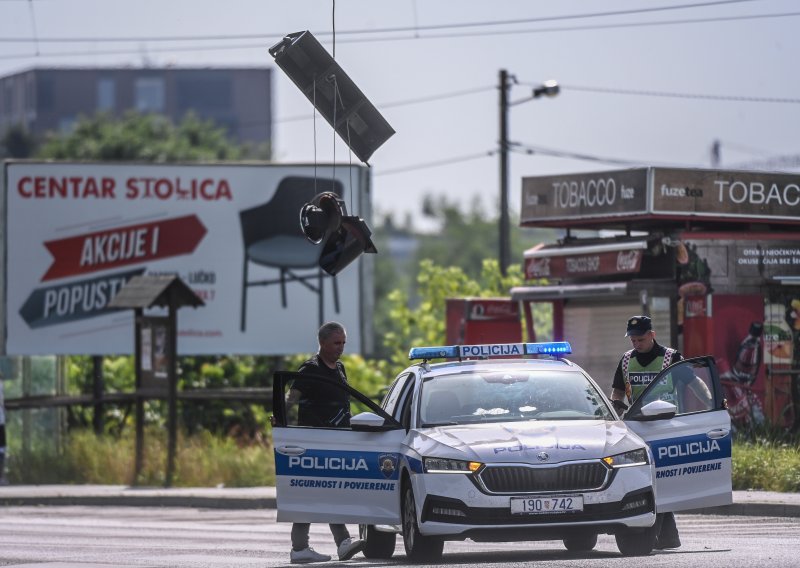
left=510, top=495, right=584, bottom=514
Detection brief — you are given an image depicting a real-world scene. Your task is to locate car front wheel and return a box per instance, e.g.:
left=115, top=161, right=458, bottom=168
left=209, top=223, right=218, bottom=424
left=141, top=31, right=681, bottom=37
left=358, top=524, right=396, bottom=559
left=401, top=482, right=444, bottom=562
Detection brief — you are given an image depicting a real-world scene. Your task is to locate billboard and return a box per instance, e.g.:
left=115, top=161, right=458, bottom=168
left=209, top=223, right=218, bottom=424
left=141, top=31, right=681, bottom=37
left=2, top=162, right=372, bottom=356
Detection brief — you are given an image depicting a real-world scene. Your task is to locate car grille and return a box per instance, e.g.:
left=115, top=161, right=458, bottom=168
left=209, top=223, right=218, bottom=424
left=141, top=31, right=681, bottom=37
left=478, top=462, right=608, bottom=494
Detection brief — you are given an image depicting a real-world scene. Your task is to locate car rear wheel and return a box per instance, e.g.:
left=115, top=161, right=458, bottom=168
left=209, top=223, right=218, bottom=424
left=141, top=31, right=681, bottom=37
left=401, top=482, right=444, bottom=562
left=358, top=524, right=396, bottom=559
left=563, top=532, right=597, bottom=552
left=615, top=524, right=657, bottom=556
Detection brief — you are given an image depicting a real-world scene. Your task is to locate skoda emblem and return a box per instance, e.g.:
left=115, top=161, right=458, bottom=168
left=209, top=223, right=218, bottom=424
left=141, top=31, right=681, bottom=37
left=537, top=451, right=549, bottom=462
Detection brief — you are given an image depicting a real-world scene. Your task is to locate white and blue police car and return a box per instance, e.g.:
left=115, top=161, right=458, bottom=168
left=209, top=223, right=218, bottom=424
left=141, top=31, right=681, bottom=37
left=272, top=341, right=731, bottom=562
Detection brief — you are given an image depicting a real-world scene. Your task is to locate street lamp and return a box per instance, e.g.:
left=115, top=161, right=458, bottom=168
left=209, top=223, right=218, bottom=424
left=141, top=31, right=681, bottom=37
left=498, top=70, right=559, bottom=275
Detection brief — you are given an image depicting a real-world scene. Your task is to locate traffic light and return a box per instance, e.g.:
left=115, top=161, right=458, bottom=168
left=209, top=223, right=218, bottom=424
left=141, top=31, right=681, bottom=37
left=300, top=192, right=377, bottom=276
left=299, top=192, right=342, bottom=244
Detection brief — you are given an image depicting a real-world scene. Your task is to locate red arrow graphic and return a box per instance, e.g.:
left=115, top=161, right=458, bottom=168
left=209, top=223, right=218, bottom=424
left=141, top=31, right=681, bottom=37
left=42, top=215, right=207, bottom=281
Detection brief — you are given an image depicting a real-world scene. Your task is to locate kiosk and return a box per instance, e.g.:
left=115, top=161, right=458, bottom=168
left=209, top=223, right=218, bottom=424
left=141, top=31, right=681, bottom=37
left=511, top=167, right=800, bottom=430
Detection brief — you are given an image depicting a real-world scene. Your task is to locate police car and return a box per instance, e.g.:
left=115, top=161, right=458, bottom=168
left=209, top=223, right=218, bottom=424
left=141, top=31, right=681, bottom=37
left=272, top=342, right=731, bottom=561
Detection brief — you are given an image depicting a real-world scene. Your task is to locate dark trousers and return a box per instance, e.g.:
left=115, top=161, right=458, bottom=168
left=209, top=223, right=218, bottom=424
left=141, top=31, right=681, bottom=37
left=291, top=523, right=350, bottom=551
left=656, top=512, right=680, bottom=546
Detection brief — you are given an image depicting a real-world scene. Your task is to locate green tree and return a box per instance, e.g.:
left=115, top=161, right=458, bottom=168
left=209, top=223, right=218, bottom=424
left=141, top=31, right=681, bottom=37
left=1, top=123, right=36, bottom=158
left=381, top=258, right=550, bottom=377
left=415, top=194, right=556, bottom=280
left=36, top=111, right=263, bottom=162
left=371, top=195, right=556, bottom=361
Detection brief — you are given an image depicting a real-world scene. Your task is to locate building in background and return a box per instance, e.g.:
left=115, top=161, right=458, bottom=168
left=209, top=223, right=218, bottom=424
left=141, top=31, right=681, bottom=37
left=0, top=66, right=272, bottom=150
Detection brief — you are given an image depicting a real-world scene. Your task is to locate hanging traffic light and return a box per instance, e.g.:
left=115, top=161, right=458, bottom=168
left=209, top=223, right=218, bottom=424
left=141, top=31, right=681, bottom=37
left=300, top=192, right=377, bottom=276
left=299, top=192, right=342, bottom=245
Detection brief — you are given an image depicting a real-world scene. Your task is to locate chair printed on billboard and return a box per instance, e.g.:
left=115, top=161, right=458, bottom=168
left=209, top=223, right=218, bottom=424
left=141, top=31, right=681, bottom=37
left=239, top=176, right=341, bottom=331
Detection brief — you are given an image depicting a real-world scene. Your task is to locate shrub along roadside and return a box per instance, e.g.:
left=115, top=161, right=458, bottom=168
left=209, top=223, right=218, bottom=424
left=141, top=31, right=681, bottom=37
left=5, top=430, right=800, bottom=492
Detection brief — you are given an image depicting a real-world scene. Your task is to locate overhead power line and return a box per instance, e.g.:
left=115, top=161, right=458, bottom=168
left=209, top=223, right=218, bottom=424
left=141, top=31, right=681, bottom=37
left=335, top=10, right=800, bottom=44
left=557, top=84, right=800, bottom=104
left=729, top=154, right=800, bottom=170
left=0, top=10, right=796, bottom=60
left=374, top=141, right=704, bottom=177
left=512, top=142, right=700, bottom=168
left=0, top=0, right=759, bottom=43
left=374, top=151, right=495, bottom=176
left=276, top=85, right=494, bottom=124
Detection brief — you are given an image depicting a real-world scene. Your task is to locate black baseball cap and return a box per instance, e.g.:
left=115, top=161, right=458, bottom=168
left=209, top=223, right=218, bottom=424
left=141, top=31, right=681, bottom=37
left=625, top=315, right=653, bottom=337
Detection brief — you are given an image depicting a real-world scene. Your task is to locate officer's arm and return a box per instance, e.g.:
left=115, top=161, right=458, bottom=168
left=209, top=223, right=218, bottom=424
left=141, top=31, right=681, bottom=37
left=688, top=377, right=713, bottom=406
left=610, top=359, right=626, bottom=402
left=286, top=388, right=301, bottom=404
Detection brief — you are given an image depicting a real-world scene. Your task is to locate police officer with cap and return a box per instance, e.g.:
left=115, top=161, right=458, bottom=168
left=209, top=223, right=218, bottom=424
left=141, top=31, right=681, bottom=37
left=611, top=314, right=682, bottom=550
left=611, top=315, right=682, bottom=412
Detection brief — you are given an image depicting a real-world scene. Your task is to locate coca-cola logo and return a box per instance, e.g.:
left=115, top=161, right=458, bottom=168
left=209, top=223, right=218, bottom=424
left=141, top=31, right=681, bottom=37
left=685, top=297, right=706, bottom=317
left=616, top=250, right=640, bottom=272
left=527, top=257, right=550, bottom=278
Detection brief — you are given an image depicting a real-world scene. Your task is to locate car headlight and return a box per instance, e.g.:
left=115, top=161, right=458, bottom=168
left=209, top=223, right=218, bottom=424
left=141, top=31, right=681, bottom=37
left=602, top=448, right=649, bottom=468
left=423, top=457, right=483, bottom=473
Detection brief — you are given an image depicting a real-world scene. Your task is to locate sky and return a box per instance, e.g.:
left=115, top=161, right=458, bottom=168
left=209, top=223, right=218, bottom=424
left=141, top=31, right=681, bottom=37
left=2, top=0, right=799, bottom=233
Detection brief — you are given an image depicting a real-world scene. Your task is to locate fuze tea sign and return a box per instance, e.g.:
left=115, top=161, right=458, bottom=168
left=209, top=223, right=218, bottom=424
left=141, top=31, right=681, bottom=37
left=652, top=168, right=800, bottom=221
left=521, top=169, right=648, bottom=224
left=3, top=162, right=369, bottom=356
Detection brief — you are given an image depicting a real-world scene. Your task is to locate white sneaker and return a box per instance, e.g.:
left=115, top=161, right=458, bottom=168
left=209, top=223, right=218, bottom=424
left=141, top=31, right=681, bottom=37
left=290, top=547, right=331, bottom=564
left=337, top=537, right=365, bottom=561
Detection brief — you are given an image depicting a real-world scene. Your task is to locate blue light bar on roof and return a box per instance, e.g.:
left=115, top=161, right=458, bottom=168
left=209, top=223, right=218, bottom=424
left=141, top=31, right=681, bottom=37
left=525, top=341, right=572, bottom=355
left=408, top=346, right=460, bottom=360
left=408, top=341, right=572, bottom=361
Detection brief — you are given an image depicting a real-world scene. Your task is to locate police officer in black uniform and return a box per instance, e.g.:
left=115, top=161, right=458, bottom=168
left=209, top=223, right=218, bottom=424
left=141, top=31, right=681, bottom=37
left=611, top=315, right=682, bottom=551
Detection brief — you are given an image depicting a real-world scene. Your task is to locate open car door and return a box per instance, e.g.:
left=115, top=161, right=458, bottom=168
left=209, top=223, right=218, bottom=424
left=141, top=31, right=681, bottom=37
left=272, top=371, right=406, bottom=525
left=624, top=356, right=732, bottom=513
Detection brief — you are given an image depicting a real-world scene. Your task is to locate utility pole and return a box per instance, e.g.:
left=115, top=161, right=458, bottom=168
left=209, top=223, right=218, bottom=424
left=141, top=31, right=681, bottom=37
left=498, top=71, right=559, bottom=276
left=498, top=69, right=511, bottom=276
left=711, top=139, right=721, bottom=168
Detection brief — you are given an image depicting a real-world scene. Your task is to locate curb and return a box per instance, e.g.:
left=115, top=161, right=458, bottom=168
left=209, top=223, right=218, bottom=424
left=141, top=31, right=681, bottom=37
left=1, top=487, right=798, bottom=517
left=687, top=502, right=800, bottom=518
left=0, top=495, right=277, bottom=509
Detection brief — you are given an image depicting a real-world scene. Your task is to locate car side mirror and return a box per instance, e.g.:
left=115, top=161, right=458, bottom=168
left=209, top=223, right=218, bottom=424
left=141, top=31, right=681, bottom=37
left=350, top=411, right=387, bottom=431
left=630, top=399, right=677, bottom=421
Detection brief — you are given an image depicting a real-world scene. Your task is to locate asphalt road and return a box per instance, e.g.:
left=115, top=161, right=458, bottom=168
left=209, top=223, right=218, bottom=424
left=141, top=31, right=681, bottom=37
left=0, top=506, right=798, bottom=568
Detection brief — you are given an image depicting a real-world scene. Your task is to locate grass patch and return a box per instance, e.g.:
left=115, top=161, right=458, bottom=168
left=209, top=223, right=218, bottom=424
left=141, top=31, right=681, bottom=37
left=7, top=425, right=800, bottom=492
left=8, top=428, right=275, bottom=487
left=732, top=426, right=800, bottom=492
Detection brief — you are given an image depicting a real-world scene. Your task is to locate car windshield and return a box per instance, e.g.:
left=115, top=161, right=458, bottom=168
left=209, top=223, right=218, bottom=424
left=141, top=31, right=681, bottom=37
left=419, top=368, right=613, bottom=426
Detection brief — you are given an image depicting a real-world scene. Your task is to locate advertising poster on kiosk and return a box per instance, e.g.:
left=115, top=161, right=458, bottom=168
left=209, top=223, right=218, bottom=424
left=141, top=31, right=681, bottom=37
left=678, top=238, right=799, bottom=430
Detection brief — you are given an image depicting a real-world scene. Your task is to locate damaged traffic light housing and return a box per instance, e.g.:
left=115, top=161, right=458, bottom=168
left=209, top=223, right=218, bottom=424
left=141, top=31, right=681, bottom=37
left=300, top=192, right=377, bottom=276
